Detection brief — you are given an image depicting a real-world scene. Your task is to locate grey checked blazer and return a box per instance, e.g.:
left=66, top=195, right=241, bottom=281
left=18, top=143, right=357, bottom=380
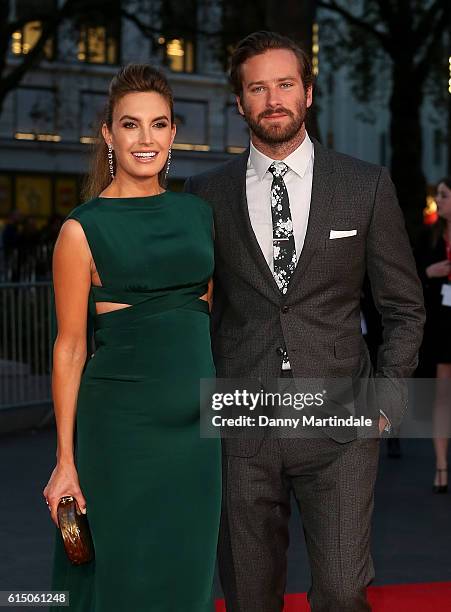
left=185, top=139, right=425, bottom=455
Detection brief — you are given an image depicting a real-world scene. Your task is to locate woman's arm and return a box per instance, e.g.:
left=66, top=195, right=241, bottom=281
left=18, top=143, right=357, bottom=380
left=414, top=231, right=451, bottom=282
left=43, top=219, right=92, bottom=525
left=425, top=260, right=451, bottom=279
left=207, top=277, right=213, bottom=312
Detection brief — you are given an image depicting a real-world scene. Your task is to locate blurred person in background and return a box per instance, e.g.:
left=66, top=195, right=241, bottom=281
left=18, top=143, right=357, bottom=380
left=38, top=214, right=64, bottom=279
left=416, top=177, right=451, bottom=493
left=19, top=216, right=40, bottom=279
left=2, top=209, right=21, bottom=281
left=40, top=214, right=63, bottom=249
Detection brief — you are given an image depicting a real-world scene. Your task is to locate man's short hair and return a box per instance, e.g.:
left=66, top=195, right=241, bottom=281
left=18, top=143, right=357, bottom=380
left=229, top=31, right=314, bottom=98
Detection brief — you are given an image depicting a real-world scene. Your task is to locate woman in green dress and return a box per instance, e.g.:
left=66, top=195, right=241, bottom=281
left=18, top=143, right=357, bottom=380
left=43, top=64, right=221, bottom=612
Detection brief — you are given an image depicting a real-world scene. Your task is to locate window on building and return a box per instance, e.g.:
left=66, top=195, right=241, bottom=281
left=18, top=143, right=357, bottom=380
left=11, top=0, right=56, bottom=60
left=312, top=22, right=319, bottom=76
left=221, top=0, right=275, bottom=71
left=159, top=37, right=195, bottom=73
left=79, top=91, right=109, bottom=142
left=158, top=0, right=197, bottom=73
left=77, top=25, right=119, bottom=64
left=15, top=86, right=59, bottom=141
left=76, top=3, right=120, bottom=65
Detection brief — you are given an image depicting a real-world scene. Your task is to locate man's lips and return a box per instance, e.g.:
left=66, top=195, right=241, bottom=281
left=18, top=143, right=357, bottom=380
left=263, top=113, right=287, bottom=119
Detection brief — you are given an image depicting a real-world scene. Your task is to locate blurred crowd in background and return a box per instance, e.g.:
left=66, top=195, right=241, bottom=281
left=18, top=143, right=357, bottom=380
left=0, top=211, right=62, bottom=282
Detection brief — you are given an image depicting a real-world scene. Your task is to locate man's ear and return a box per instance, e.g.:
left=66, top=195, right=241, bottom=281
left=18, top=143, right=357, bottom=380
left=306, top=85, right=313, bottom=109
left=101, top=123, right=112, bottom=147
left=236, top=95, right=245, bottom=117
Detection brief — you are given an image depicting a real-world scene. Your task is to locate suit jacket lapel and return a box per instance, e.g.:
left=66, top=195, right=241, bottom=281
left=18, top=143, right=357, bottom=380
left=228, top=150, right=281, bottom=301
left=226, top=139, right=335, bottom=303
left=285, top=138, right=336, bottom=301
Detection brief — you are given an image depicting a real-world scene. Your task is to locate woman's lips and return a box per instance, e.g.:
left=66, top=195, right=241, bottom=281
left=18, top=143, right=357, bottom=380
left=131, top=151, right=159, bottom=163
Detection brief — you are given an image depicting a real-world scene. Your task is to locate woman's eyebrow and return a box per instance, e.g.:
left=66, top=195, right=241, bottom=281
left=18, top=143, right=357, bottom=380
left=118, top=114, right=169, bottom=122
left=119, top=114, right=139, bottom=122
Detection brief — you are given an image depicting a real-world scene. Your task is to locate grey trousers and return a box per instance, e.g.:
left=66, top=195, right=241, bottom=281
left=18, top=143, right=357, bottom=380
left=218, top=434, right=381, bottom=612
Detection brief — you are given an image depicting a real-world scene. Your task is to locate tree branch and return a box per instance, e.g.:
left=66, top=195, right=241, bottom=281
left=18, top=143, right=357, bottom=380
left=120, top=6, right=239, bottom=41
left=375, top=0, right=397, bottom=26
left=317, top=0, right=393, bottom=54
left=414, top=2, right=450, bottom=83
left=3, top=13, right=58, bottom=39
left=413, top=0, right=447, bottom=47
left=0, top=0, right=79, bottom=103
left=119, top=8, right=160, bottom=39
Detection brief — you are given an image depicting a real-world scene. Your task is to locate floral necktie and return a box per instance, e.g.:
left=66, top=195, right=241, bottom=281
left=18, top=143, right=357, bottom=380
left=269, top=161, right=296, bottom=370
left=269, top=161, right=296, bottom=294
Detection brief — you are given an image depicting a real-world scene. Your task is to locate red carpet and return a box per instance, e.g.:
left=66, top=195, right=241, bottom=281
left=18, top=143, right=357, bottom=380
left=215, top=582, right=451, bottom=611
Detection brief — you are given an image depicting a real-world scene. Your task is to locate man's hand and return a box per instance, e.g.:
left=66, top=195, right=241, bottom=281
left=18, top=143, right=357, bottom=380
left=378, top=415, right=389, bottom=434
left=426, top=260, right=451, bottom=278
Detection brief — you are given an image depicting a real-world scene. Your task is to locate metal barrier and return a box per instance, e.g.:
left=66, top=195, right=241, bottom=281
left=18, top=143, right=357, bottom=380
left=0, top=282, right=53, bottom=412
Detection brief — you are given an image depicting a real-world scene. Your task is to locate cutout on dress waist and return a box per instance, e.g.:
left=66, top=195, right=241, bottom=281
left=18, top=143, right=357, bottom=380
left=91, top=266, right=133, bottom=315
left=95, top=302, right=132, bottom=315
left=91, top=259, right=208, bottom=313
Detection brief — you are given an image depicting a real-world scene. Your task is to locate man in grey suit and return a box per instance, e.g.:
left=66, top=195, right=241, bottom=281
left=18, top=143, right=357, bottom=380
left=185, top=31, right=425, bottom=612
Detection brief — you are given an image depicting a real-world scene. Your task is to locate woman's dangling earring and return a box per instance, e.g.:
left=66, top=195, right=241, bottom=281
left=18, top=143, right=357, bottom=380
left=107, top=144, right=114, bottom=180
left=164, top=147, right=172, bottom=180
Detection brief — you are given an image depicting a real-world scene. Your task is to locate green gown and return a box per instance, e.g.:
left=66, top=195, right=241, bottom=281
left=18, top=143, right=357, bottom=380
left=50, top=191, right=221, bottom=612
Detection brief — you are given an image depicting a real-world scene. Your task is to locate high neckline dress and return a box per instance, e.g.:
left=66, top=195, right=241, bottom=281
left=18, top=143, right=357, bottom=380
left=51, top=191, right=221, bottom=612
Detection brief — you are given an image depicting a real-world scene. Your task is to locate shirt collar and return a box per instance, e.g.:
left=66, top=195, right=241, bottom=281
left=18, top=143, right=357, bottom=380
left=249, top=132, right=314, bottom=181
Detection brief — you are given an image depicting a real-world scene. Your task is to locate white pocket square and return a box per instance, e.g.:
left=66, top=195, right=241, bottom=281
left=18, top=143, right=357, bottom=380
left=329, top=229, right=357, bottom=239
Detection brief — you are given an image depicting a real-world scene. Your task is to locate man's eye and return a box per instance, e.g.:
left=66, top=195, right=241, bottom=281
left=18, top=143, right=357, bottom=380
left=123, top=122, right=136, bottom=128
left=154, top=122, right=168, bottom=128
left=252, top=86, right=264, bottom=93
left=280, top=82, right=293, bottom=88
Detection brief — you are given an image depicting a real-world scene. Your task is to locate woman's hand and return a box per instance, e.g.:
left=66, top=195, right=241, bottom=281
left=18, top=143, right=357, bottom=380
left=426, top=260, right=451, bottom=279
left=43, top=462, right=87, bottom=527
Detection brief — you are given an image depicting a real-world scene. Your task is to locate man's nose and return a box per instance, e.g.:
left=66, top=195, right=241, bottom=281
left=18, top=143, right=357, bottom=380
left=266, top=86, right=283, bottom=108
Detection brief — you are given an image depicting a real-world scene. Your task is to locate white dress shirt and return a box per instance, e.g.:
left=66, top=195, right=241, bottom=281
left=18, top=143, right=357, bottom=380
left=246, top=132, right=314, bottom=272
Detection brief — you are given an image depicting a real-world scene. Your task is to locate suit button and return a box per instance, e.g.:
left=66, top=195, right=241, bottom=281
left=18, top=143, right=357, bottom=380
left=281, top=306, right=289, bottom=313
left=276, top=347, right=285, bottom=356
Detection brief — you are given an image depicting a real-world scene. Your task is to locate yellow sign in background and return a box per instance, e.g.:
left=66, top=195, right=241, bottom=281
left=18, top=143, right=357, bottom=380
left=16, top=175, right=52, bottom=216
left=0, top=175, right=12, bottom=215
left=55, top=178, right=78, bottom=216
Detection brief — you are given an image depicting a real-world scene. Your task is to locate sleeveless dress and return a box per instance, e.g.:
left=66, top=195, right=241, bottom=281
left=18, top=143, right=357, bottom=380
left=50, top=191, right=221, bottom=612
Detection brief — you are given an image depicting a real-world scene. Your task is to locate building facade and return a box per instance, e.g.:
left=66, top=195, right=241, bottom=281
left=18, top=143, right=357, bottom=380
left=0, top=0, right=250, bottom=222
left=0, top=0, right=448, bottom=224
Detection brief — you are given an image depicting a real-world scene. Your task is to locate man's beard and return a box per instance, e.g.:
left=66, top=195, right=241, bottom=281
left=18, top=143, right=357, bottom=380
left=241, top=97, right=307, bottom=144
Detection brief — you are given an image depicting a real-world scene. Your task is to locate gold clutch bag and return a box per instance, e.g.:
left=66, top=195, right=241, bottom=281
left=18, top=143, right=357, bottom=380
left=57, top=496, right=94, bottom=565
